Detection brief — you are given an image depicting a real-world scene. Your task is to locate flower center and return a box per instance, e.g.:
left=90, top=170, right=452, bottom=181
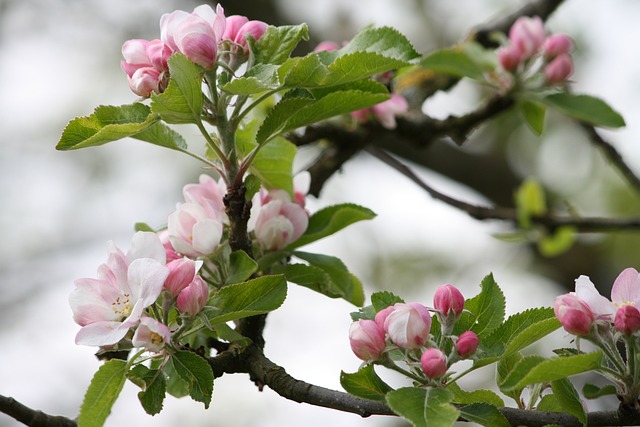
left=112, top=293, right=132, bottom=319
left=150, top=332, right=164, bottom=346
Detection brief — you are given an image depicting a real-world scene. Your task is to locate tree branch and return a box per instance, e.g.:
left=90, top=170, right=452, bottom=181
left=0, top=395, right=76, bottom=427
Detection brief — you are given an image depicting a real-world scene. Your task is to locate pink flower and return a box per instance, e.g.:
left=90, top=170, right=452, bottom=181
left=314, top=41, right=340, bottom=52
left=254, top=200, right=308, bottom=251
left=349, top=320, right=386, bottom=361
left=543, top=53, right=573, bottom=83
left=554, top=293, right=595, bottom=336
left=222, top=16, right=268, bottom=53
left=420, top=348, right=447, bottom=379
left=610, top=268, right=640, bottom=308
left=574, top=276, right=616, bottom=321
left=383, top=302, right=432, bottom=349
left=543, top=34, right=573, bottom=59
left=374, top=306, right=395, bottom=331
left=132, top=317, right=171, bottom=352
left=167, top=202, right=224, bottom=257
left=455, top=331, right=479, bottom=358
left=183, top=174, right=227, bottom=220
left=615, top=305, right=640, bottom=336
left=352, top=94, right=408, bottom=129
left=508, top=16, right=546, bottom=59
left=433, top=284, right=465, bottom=318
left=121, top=39, right=171, bottom=97
left=176, top=276, right=209, bottom=316
left=157, top=230, right=180, bottom=263
left=164, top=257, right=202, bottom=297
left=69, top=232, right=170, bottom=347
left=160, top=5, right=226, bottom=70
left=498, top=45, right=522, bottom=71
left=259, top=172, right=310, bottom=211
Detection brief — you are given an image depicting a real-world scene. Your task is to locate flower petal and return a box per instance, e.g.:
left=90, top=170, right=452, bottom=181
left=574, top=275, right=615, bottom=319
left=611, top=268, right=640, bottom=306
left=127, top=258, right=170, bottom=306
left=75, top=321, right=131, bottom=347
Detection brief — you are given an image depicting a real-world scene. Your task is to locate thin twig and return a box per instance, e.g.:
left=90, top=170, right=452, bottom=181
left=0, top=395, right=76, bottom=427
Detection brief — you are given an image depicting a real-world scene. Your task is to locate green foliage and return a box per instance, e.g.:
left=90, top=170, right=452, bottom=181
left=448, top=383, right=504, bottom=407
left=538, top=226, right=577, bottom=257
left=339, top=26, right=420, bottom=62
left=518, top=99, right=546, bottom=135
left=207, top=275, right=287, bottom=323
left=78, top=359, right=128, bottom=427
left=370, top=291, right=405, bottom=312
left=542, top=93, right=625, bottom=128
left=150, top=54, right=204, bottom=124
left=288, top=203, right=377, bottom=249
left=582, top=383, right=618, bottom=399
left=339, top=364, right=393, bottom=401
left=420, top=43, right=494, bottom=80
left=386, top=387, right=459, bottom=427
left=251, top=24, right=309, bottom=65
left=458, top=403, right=510, bottom=427
left=515, top=178, right=546, bottom=229
left=128, top=365, right=167, bottom=416
left=551, top=378, right=587, bottom=425
left=228, top=250, right=258, bottom=284
left=171, top=351, right=214, bottom=408
left=454, top=273, right=506, bottom=339
left=248, top=136, right=297, bottom=194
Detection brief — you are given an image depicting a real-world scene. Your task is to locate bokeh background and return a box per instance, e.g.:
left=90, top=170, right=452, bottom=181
left=1, top=0, right=640, bottom=426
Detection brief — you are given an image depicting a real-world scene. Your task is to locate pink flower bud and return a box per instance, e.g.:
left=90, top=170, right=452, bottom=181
left=420, top=348, right=447, bottom=379
left=254, top=200, right=308, bottom=251
left=615, top=305, right=640, bottom=335
left=164, top=257, right=199, bottom=297
left=554, top=294, right=595, bottom=336
left=543, top=53, right=573, bottom=84
left=372, top=94, right=409, bottom=129
left=234, top=20, right=268, bottom=52
left=183, top=174, right=227, bottom=219
left=168, top=202, right=224, bottom=257
left=433, top=284, right=465, bottom=317
left=349, top=320, right=386, bottom=361
left=314, top=41, right=340, bottom=52
left=176, top=276, right=209, bottom=316
left=383, top=302, right=432, bottom=349
left=127, top=67, right=162, bottom=98
left=543, top=34, right=573, bottom=59
left=121, top=39, right=172, bottom=97
left=132, top=317, right=171, bottom=353
left=158, top=230, right=180, bottom=263
left=455, top=331, right=479, bottom=358
left=374, top=306, right=395, bottom=331
left=509, top=16, right=546, bottom=59
left=498, top=45, right=522, bottom=71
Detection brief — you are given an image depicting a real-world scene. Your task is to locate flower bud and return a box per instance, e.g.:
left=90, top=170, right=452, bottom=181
left=374, top=306, right=395, bottom=331
left=455, top=331, right=479, bottom=358
left=498, top=45, right=522, bottom=71
left=615, top=305, right=640, bottom=335
left=372, top=94, right=409, bottom=129
left=509, top=16, right=545, bottom=59
left=177, top=276, right=209, bottom=316
left=168, top=202, right=223, bottom=257
left=314, top=41, right=340, bottom=52
left=164, top=257, right=199, bottom=297
left=383, top=302, right=432, bottom=349
left=543, top=53, right=573, bottom=83
left=132, top=317, right=171, bottom=353
left=543, top=34, right=573, bottom=59
left=254, top=200, right=308, bottom=251
left=349, top=320, right=386, bottom=361
left=420, top=348, right=447, bottom=380
left=433, top=284, right=465, bottom=317
left=554, top=294, right=594, bottom=336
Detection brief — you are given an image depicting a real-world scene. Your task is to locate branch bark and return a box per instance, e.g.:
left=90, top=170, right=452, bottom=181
left=0, top=395, right=76, bottom=427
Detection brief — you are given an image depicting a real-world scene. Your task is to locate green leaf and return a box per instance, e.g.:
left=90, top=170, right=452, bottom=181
left=279, top=54, right=329, bottom=87
left=78, top=359, right=128, bottom=427
left=518, top=99, right=546, bottom=135
left=292, top=251, right=364, bottom=306
left=249, top=136, right=297, bottom=195
left=496, top=352, right=525, bottom=403
left=134, top=222, right=155, bottom=232
left=475, top=308, right=561, bottom=367
left=340, top=26, right=420, bottom=62
left=256, top=89, right=389, bottom=144
left=164, top=358, right=190, bottom=398
left=420, top=45, right=490, bottom=80
left=537, top=394, right=563, bottom=412
left=171, top=351, right=214, bottom=408
left=207, top=275, right=287, bottom=323
left=227, top=250, right=258, bottom=284
left=515, top=178, right=546, bottom=229
left=371, top=291, right=404, bottom=312
left=288, top=203, right=377, bottom=249
left=459, top=403, right=510, bottom=427
left=150, top=53, right=204, bottom=124
left=252, top=24, right=309, bottom=65
left=499, top=351, right=604, bottom=392
left=542, top=93, right=625, bottom=128
left=448, top=383, right=504, bottom=407
left=551, top=378, right=587, bottom=425
left=322, top=52, right=408, bottom=86
left=455, top=273, right=505, bottom=339
left=386, top=387, right=459, bottom=427
left=538, top=226, right=577, bottom=257
left=274, top=263, right=331, bottom=296
left=582, top=383, right=617, bottom=399
left=340, top=364, right=393, bottom=401
left=128, top=365, right=167, bottom=416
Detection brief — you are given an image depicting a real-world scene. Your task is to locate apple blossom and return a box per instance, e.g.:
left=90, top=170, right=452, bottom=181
left=177, top=275, right=209, bottom=316
left=374, top=305, right=395, bottom=331
left=158, top=230, right=180, bottom=263
left=222, top=15, right=268, bottom=53
left=121, top=39, right=171, bottom=97
left=70, top=232, right=170, bottom=347
left=554, top=293, right=595, bottom=336
left=615, top=305, right=640, bottom=336
left=543, top=53, right=573, bottom=83
left=455, top=331, right=479, bottom=358
left=349, top=320, right=386, bottom=361
left=574, top=275, right=616, bottom=321
left=183, top=174, right=227, bottom=220
left=168, top=202, right=224, bottom=257
left=543, top=34, right=573, bottom=59
left=420, top=348, right=447, bottom=380
left=508, top=16, right=546, bottom=60
left=610, top=267, right=640, bottom=308
left=164, top=257, right=202, bottom=297
left=498, top=45, right=522, bottom=71
left=433, top=284, right=465, bottom=318
left=383, top=302, right=432, bottom=349
left=132, top=317, right=171, bottom=353
left=254, top=199, right=308, bottom=251
left=352, top=94, right=409, bottom=130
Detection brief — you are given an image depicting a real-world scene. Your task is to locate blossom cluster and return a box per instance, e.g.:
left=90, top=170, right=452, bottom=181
left=121, top=4, right=267, bottom=97
left=496, top=16, right=573, bottom=90
left=349, top=284, right=479, bottom=383
left=70, top=173, right=309, bottom=351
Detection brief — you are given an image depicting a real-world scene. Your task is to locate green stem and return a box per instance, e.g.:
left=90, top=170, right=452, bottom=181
left=195, top=120, right=230, bottom=172
left=378, top=358, right=428, bottom=385
left=233, top=88, right=282, bottom=125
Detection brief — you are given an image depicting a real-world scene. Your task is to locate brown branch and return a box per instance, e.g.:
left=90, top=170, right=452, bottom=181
left=0, top=395, right=76, bottom=427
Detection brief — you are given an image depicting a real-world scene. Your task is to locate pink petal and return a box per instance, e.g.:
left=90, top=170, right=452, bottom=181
left=574, top=275, right=615, bottom=319
left=611, top=268, right=640, bottom=306
left=127, top=258, right=170, bottom=306
left=75, top=321, right=131, bottom=347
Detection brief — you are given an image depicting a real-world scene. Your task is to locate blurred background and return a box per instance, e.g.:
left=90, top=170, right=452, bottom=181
left=1, top=0, right=640, bottom=425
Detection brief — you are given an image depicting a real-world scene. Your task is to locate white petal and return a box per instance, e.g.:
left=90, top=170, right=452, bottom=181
left=127, top=258, right=170, bottom=306
left=127, top=231, right=166, bottom=265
